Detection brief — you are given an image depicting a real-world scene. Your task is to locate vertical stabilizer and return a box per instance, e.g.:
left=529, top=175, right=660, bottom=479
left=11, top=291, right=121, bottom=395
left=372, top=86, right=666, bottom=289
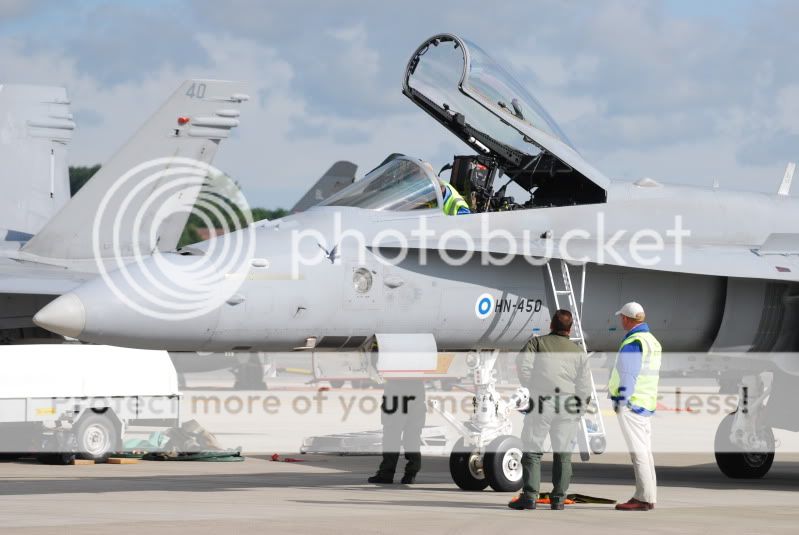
left=22, top=80, right=248, bottom=260
left=0, top=84, right=74, bottom=238
left=291, top=161, right=357, bottom=212
left=778, top=162, right=795, bottom=196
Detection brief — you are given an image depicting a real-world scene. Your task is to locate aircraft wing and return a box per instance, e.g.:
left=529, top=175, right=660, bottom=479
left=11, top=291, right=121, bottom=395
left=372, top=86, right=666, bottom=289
left=0, top=258, right=92, bottom=295
left=559, top=241, right=799, bottom=282
left=374, top=236, right=799, bottom=283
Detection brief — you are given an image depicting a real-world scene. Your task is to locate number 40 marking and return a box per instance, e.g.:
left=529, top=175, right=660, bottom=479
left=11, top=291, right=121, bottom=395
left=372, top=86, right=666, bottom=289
left=185, top=83, right=207, bottom=99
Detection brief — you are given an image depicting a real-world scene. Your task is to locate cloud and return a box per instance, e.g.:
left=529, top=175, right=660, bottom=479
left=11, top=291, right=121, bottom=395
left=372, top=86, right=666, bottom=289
left=0, top=0, right=41, bottom=19
left=65, top=4, right=211, bottom=87
left=2, top=0, right=798, bottom=207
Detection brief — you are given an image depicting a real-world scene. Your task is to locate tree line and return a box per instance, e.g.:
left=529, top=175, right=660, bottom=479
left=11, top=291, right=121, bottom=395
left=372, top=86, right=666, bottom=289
left=69, top=166, right=287, bottom=248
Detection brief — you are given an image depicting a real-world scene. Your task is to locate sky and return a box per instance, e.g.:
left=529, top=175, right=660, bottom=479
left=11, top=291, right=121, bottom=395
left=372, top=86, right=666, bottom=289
left=1, top=0, right=797, bottom=208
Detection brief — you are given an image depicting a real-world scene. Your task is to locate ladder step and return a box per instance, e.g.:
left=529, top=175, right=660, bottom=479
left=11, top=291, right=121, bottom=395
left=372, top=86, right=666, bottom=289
left=555, top=290, right=571, bottom=295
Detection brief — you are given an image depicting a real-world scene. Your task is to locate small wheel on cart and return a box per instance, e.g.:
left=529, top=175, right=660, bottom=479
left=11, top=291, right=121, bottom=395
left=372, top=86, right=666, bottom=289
left=590, top=436, right=607, bottom=455
left=483, top=435, right=524, bottom=492
left=449, top=438, right=489, bottom=491
left=74, top=412, right=119, bottom=462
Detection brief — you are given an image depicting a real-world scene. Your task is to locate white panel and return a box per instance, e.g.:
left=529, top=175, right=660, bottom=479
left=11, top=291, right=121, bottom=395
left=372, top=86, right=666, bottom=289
left=0, top=399, right=26, bottom=422
left=375, top=333, right=437, bottom=375
left=0, top=345, right=179, bottom=398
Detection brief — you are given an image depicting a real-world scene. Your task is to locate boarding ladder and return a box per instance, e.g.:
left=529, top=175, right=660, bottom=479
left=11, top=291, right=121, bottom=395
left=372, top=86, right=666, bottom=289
left=545, top=259, right=607, bottom=460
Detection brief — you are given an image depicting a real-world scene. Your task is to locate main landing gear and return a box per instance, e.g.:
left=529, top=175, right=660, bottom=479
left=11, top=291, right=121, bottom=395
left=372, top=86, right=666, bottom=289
left=714, top=374, right=775, bottom=479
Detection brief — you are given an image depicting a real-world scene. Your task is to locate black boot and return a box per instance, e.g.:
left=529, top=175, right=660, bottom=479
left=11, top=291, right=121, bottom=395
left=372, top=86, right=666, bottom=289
left=508, top=494, right=536, bottom=510
left=368, top=473, right=394, bottom=484
left=400, top=473, right=417, bottom=484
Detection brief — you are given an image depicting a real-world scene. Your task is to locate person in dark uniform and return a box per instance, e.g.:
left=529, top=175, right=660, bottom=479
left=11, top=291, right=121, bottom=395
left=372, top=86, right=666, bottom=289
left=368, top=378, right=427, bottom=484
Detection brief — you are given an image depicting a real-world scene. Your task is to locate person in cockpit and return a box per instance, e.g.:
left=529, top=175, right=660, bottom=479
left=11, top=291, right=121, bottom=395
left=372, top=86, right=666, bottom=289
left=438, top=178, right=471, bottom=215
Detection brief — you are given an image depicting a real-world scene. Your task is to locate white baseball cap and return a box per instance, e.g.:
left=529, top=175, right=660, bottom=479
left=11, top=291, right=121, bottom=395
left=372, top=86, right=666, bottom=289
left=615, top=301, right=646, bottom=321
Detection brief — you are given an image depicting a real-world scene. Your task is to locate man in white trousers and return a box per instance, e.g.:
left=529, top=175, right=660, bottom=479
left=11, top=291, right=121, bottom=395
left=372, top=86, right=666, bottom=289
left=609, top=302, right=662, bottom=511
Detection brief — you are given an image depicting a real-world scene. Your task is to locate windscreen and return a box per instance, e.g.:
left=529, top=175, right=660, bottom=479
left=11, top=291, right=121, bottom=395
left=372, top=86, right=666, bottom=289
left=320, top=158, right=439, bottom=211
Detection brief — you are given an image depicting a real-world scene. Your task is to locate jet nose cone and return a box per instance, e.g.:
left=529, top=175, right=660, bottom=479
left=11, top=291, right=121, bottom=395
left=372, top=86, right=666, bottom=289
left=33, top=293, right=86, bottom=338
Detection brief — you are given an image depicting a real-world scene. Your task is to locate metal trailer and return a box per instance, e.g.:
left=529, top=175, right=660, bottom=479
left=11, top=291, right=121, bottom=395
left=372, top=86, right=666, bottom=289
left=0, top=344, right=181, bottom=461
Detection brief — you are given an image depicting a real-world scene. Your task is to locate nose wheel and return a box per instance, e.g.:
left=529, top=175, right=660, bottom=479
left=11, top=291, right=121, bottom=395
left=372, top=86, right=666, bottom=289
left=448, top=435, right=524, bottom=493
left=436, top=349, right=601, bottom=492
left=484, top=435, right=524, bottom=492
left=449, top=438, right=489, bottom=491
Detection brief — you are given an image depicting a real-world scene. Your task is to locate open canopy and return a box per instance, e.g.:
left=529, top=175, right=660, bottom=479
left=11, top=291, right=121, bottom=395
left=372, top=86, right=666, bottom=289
left=403, top=34, right=608, bottom=204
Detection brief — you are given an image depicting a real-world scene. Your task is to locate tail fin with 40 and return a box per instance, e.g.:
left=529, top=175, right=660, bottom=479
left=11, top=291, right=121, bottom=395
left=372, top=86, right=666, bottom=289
left=22, top=79, right=249, bottom=261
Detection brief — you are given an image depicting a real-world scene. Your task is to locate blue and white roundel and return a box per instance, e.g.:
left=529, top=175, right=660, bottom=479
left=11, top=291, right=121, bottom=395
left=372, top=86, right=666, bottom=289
left=475, top=293, right=495, bottom=320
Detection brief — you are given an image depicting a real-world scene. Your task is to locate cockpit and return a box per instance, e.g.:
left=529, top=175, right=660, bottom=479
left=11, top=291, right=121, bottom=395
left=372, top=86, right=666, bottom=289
left=321, top=156, right=442, bottom=212
left=321, top=34, right=610, bottom=215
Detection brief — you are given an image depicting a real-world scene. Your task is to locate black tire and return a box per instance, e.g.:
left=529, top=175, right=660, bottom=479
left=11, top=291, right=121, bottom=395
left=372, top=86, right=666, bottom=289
left=74, top=412, right=119, bottom=462
left=714, top=412, right=775, bottom=479
left=329, top=380, right=345, bottom=388
left=449, top=438, right=489, bottom=491
left=484, top=435, right=524, bottom=492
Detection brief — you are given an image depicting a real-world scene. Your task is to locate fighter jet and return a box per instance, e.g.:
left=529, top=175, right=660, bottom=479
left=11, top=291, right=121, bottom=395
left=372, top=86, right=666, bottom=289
left=0, top=79, right=249, bottom=344
left=0, top=80, right=350, bottom=385
left=34, top=35, right=799, bottom=486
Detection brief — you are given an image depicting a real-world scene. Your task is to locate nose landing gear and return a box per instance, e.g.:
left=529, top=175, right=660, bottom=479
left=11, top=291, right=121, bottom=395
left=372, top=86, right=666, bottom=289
left=435, top=349, right=604, bottom=492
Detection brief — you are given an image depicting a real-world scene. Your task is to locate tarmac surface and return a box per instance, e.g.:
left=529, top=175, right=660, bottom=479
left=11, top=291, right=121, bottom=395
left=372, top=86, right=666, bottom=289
left=1, top=452, right=798, bottom=534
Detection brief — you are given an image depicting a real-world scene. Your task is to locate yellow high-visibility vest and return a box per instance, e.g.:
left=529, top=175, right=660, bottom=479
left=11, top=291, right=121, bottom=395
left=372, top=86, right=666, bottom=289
left=442, top=183, right=469, bottom=215
left=608, top=331, right=662, bottom=412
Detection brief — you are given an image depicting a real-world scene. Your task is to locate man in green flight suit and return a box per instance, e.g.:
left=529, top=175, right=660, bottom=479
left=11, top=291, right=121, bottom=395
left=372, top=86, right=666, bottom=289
left=509, top=309, right=592, bottom=511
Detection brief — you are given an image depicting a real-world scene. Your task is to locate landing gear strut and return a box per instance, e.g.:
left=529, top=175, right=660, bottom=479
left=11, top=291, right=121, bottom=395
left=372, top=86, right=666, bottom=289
left=433, top=351, right=525, bottom=492
left=714, top=375, right=775, bottom=479
left=434, top=349, right=604, bottom=491
left=433, top=350, right=534, bottom=492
